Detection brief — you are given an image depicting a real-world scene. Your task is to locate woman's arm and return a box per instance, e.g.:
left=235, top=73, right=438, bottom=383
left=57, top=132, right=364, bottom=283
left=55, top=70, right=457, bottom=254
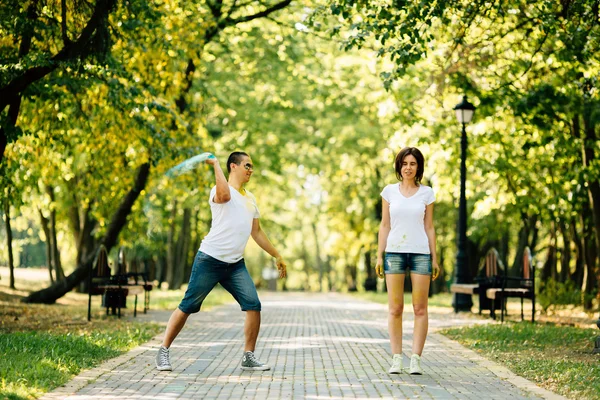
left=424, top=202, right=440, bottom=280
left=376, top=199, right=391, bottom=278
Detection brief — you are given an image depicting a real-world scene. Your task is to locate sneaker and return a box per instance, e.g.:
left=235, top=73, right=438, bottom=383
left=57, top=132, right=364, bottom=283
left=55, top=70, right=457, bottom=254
left=388, top=354, right=403, bottom=374
left=241, top=351, right=270, bottom=371
left=156, top=346, right=172, bottom=371
left=409, top=354, right=423, bottom=375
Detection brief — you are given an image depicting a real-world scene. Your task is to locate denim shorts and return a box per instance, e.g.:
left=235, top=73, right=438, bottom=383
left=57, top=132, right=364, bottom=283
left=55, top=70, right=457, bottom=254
left=178, top=251, right=261, bottom=313
left=384, top=252, right=432, bottom=275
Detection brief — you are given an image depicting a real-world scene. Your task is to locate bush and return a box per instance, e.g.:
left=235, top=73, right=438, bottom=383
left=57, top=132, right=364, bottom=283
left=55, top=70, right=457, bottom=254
left=538, top=278, right=596, bottom=312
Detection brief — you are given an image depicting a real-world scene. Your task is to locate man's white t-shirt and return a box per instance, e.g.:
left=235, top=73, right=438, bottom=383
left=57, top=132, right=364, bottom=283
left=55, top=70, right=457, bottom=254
left=199, top=186, right=260, bottom=263
left=381, top=183, right=435, bottom=254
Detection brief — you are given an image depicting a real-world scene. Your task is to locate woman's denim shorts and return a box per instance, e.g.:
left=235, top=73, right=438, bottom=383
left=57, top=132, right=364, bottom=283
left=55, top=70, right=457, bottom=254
left=178, top=251, right=261, bottom=314
left=384, top=252, right=432, bottom=275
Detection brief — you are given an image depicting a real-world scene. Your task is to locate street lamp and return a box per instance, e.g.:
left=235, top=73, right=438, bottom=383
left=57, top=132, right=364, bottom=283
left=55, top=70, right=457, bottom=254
left=452, top=95, right=476, bottom=312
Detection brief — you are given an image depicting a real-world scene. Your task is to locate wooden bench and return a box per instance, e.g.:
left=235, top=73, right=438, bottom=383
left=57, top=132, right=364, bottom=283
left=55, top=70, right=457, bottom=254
left=87, top=246, right=146, bottom=321
left=486, top=246, right=535, bottom=323
left=450, top=248, right=504, bottom=314
left=117, top=247, right=153, bottom=314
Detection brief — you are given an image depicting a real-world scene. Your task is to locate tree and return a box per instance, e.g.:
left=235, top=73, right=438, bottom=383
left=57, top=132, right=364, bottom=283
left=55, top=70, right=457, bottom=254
left=0, top=0, right=120, bottom=164
left=317, top=0, right=600, bottom=302
left=13, top=0, right=295, bottom=301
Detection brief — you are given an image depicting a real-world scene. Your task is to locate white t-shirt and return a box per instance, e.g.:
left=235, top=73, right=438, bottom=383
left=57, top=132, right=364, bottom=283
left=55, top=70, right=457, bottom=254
left=381, top=183, right=435, bottom=254
left=199, top=185, right=260, bottom=263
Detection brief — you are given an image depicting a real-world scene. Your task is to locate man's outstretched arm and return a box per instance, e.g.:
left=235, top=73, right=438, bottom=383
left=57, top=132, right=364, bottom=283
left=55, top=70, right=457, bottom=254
left=251, top=219, right=287, bottom=278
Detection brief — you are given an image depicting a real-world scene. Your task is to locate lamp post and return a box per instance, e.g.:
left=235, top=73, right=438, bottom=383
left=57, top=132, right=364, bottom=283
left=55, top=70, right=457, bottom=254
left=452, top=95, right=476, bottom=312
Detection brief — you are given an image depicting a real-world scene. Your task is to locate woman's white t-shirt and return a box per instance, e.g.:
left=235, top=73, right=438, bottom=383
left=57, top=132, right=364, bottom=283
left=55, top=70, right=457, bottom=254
left=381, top=183, right=435, bottom=254
left=199, top=186, right=260, bottom=263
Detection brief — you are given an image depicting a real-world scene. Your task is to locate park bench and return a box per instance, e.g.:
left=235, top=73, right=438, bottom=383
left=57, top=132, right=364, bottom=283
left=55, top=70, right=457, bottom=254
left=87, top=246, right=149, bottom=321
left=450, top=248, right=504, bottom=315
left=117, top=247, right=153, bottom=314
left=486, top=246, right=535, bottom=323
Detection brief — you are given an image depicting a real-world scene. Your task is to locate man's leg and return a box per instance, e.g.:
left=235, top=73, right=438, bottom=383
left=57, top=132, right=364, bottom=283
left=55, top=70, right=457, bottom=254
left=162, top=308, right=191, bottom=348
left=244, top=310, right=261, bottom=352
left=220, top=261, right=269, bottom=370
left=156, top=251, right=220, bottom=371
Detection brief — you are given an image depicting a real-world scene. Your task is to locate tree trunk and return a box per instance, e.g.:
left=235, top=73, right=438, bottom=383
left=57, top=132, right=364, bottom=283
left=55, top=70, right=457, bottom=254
left=529, top=215, right=539, bottom=252
left=500, top=226, right=510, bottom=273
left=582, top=200, right=598, bottom=310
left=582, top=106, right=600, bottom=251
left=74, top=205, right=97, bottom=268
left=346, top=263, right=357, bottom=292
left=558, top=220, right=571, bottom=282
left=173, top=207, right=191, bottom=289
left=512, top=224, right=528, bottom=276
left=166, top=200, right=177, bottom=289
left=22, top=162, right=151, bottom=303
left=46, top=186, right=65, bottom=281
left=38, top=209, right=55, bottom=284
left=325, top=254, right=332, bottom=292
left=311, top=222, right=323, bottom=292
left=156, top=254, right=167, bottom=289
left=74, top=206, right=98, bottom=293
left=4, top=200, right=15, bottom=289
left=363, top=250, right=377, bottom=292
left=571, top=216, right=585, bottom=288
left=184, top=205, right=202, bottom=284
left=541, top=223, right=557, bottom=282
left=301, top=229, right=311, bottom=291
left=581, top=106, right=600, bottom=304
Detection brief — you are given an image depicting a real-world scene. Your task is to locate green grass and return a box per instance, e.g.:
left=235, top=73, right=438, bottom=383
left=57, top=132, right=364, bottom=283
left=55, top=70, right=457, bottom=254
left=0, top=267, right=235, bottom=400
left=0, top=324, right=160, bottom=400
left=350, top=291, right=455, bottom=308
left=442, top=323, right=600, bottom=400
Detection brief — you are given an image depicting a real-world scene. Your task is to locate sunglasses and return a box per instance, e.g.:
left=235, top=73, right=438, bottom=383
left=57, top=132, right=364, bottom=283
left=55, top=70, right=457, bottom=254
left=242, top=163, right=254, bottom=171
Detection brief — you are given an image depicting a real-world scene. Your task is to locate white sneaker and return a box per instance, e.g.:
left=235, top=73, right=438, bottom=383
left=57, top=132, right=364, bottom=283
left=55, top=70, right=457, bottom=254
left=388, top=354, right=403, bottom=374
left=409, top=354, right=423, bottom=375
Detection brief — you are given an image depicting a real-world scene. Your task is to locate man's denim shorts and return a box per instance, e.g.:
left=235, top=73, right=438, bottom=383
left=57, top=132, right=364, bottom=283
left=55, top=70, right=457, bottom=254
left=384, top=252, right=432, bottom=275
left=178, top=251, right=261, bottom=314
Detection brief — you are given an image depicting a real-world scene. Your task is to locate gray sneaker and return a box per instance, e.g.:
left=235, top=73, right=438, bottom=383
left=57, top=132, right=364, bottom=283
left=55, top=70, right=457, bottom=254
left=241, top=351, right=270, bottom=371
left=156, top=346, right=172, bottom=371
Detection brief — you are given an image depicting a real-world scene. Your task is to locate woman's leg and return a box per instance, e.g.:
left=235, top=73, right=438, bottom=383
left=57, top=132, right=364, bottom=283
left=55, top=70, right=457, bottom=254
left=386, top=273, right=406, bottom=354
left=410, top=273, right=431, bottom=356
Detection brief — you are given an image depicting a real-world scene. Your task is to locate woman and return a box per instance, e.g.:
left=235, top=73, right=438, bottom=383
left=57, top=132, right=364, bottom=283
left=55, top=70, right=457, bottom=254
left=375, top=146, right=440, bottom=375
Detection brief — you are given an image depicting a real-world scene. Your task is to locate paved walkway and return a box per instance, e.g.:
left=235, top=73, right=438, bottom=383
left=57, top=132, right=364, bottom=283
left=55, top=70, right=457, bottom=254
left=43, top=293, right=564, bottom=399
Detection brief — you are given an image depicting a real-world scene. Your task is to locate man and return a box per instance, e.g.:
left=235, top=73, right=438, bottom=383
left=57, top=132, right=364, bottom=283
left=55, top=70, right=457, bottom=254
left=156, top=151, right=287, bottom=372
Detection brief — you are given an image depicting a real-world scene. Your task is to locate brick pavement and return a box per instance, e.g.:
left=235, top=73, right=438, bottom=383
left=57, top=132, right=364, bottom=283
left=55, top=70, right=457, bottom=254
left=42, top=292, right=565, bottom=399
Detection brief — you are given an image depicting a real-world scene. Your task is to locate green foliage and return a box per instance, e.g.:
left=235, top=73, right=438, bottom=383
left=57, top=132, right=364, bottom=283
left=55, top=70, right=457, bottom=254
left=0, top=325, right=159, bottom=400
left=443, top=323, right=600, bottom=400
left=539, top=279, right=597, bottom=312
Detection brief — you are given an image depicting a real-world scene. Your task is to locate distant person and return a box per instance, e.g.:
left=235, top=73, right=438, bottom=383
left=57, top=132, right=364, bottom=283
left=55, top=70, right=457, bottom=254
left=376, top=147, right=440, bottom=375
left=156, top=151, right=287, bottom=372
